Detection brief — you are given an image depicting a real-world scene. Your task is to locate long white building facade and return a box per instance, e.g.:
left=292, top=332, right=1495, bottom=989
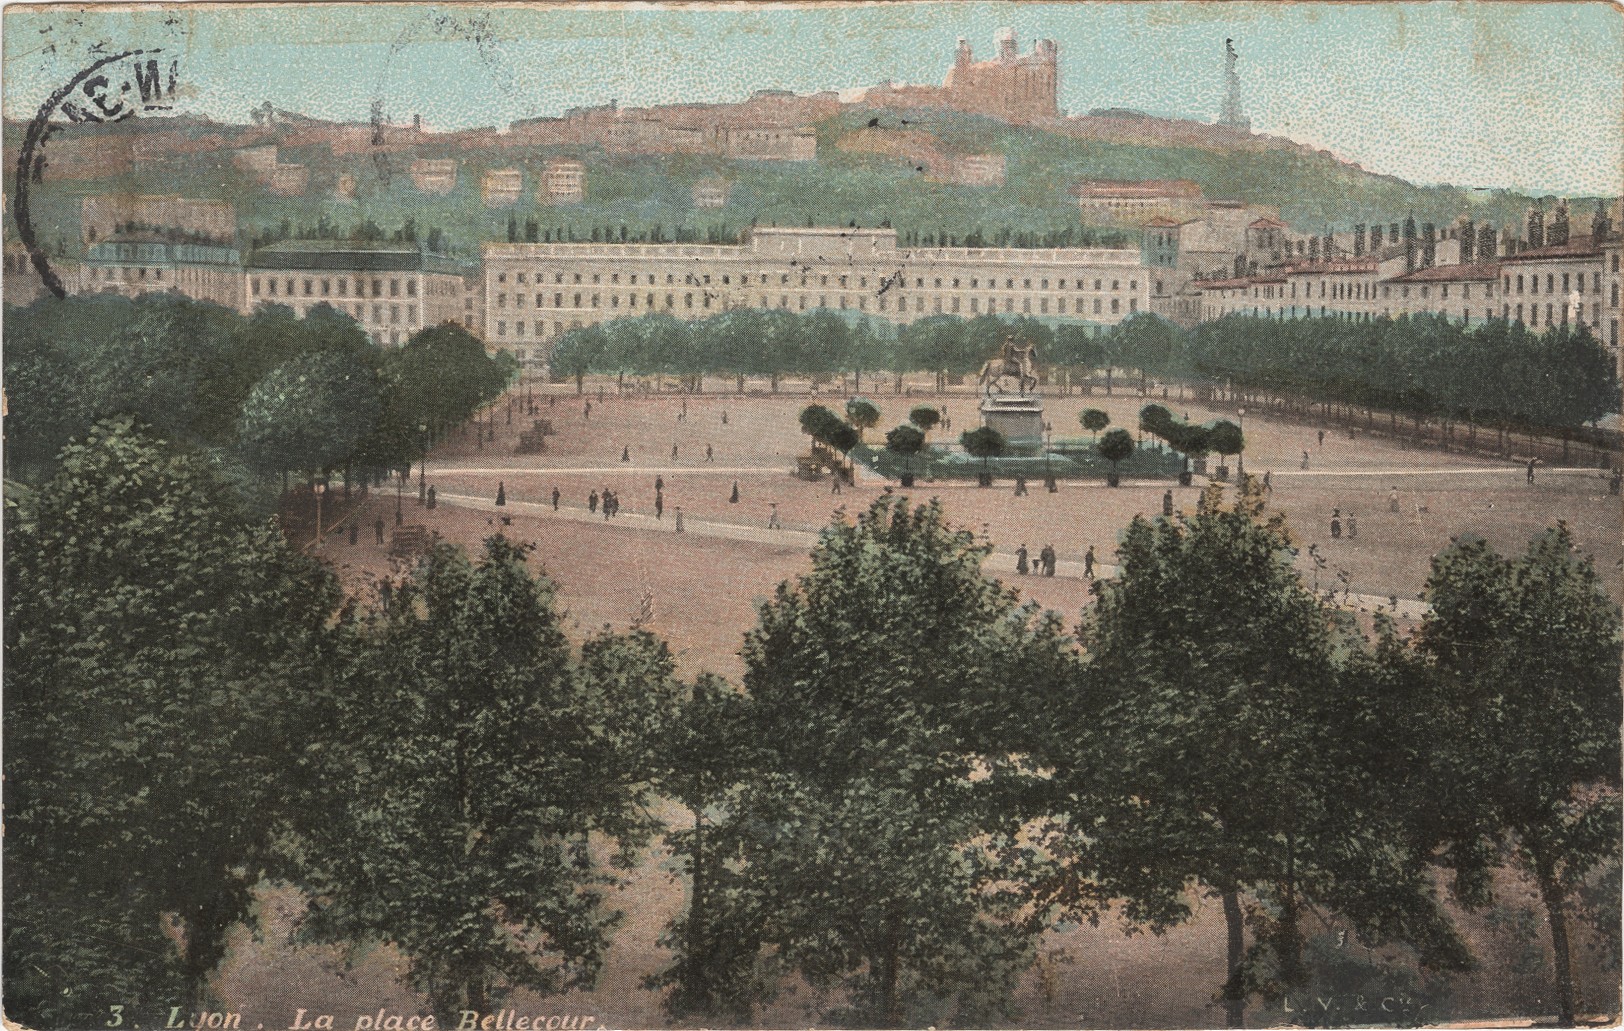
left=481, top=227, right=1153, bottom=363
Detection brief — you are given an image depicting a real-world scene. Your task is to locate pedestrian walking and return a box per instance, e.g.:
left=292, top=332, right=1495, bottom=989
left=1162, top=489, right=1174, bottom=517
left=672, top=443, right=679, bottom=460
left=1016, top=544, right=1030, bottom=576
left=374, top=517, right=385, bottom=544
left=1263, top=470, right=1272, bottom=492
left=496, top=481, right=506, bottom=506
left=1347, top=512, right=1358, bottom=538
left=349, top=521, right=359, bottom=546
left=721, top=410, right=729, bottom=425
left=552, top=486, right=561, bottom=511
left=1084, top=545, right=1096, bottom=579
left=1526, top=457, right=1537, bottom=484
left=655, top=475, right=665, bottom=493
left=1389, top=487, right=1400, bottom=512
left=1014, top=475, right=1028, bottom=496
left=426, top=485, right=436, bottom=509
left=1330, top=512, right=1342, bottom=539
left=379, top=579, right=393, bottom=613
left=730, top=481, right=740, bottom=504
left=1318, top=429, right=1325, bottom=447
left=622, top=445, right=631, bottom=463
left=1611, top=467, right=1622, bottom=496
left=1301, top=450, right=1310, bottom=470
left=655, top=491, right=664, bottom=520
left=681, top=399, right=688, bottom=422
left=768, top=503, right=781, bottom=530
left=674, top=507, right=685, bottom=532
left=584, top=400, right=592, bottom=420
left=1040, top=544, right=1056, bottom=577
left=705, top=444, right=714, bottom=462
left=603, top=491, right=614, bottom=520
left=831, top=473, right=843, bottom=494
left=589, top=490, right=599, bottom=514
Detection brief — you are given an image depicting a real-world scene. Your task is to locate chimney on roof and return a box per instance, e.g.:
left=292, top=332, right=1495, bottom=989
left=1593, top=201, right=1614, bottom=244
left=1308, top=236, right=1321, bottom=262
left=1352, top=223, right=1365, bottom=257
left=956, top=37, right=971, bottom=65
left=1403, top=215, right=1417, bottom=272
left=1478, top=223, right=1497, bottom=260
left=1527, top=206, right=1545, bottom=249
left=1549, top=200, right=1569, bottom=246
left=997, top=27, right=1017, bottom=61
left=413, top=113, right=422, bottom=132
left=1421, top=223, right=1436, bottom=268
left=1460, top=219, right=1475, bottom=263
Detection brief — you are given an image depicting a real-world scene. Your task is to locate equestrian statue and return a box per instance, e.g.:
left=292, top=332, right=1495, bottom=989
left=977, top=335, right=1039, bottom=396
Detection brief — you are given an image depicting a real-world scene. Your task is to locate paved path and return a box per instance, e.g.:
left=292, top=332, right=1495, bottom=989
left=438, top=492, right=1431, bottom=619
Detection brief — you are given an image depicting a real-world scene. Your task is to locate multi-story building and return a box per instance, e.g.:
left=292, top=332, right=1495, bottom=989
left=1602, top=231, right=1621, bottom=353
left=268, top=163, right=309, bottom=196
left=1077, top=180, right=1204, bottom=221
left=245, top=242, right=474, bottom=346
left=410, top=159, right=458, bottom=194
left=692, top=178, right=731, bottom=209
left=541, top=159, right=586, bottom=204
left=78, top=231, right=244, bottom=310
left=81, top=195, right=236, bottom=246
left=481, top=226, right=1148, bottom=359
left=483, top=169, right=524, bottom=206
left=1498, top=234, right=1608, bottom=336
left=719, top=126, right=817, bottom=162
left=864, top=29, right=1058, bottom=122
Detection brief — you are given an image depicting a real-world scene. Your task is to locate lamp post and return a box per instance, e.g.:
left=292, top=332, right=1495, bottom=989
left=418, top=423, right=428, bottom=504
left=313, top=476, right=327, bottom=550
left=1237, top=406, right=1247, bottom=480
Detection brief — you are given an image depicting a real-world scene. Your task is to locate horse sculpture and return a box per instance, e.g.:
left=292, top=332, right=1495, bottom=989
left=977, top=342, right=1039, bottom=396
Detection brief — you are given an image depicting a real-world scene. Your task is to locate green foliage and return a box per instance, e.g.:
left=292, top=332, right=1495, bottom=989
left=296, top=537, right=659, bottom=1017
left=1080, top=407, right=1111, bottom=437
left=883, top=424, right=925, bottom=458
left=959, top=425, right=1006, bottom=460
left=1417, top=527, right=1623, bottom=1024
left=4, top=418, right=340, bottom=1028
left=845, top=397, right=881, bottom=439
left=907, top=405, right=941, bottom=435
left=668, top=497, right=1075, bottom=1025
left=1096, top=427, right=1135, bottom=469
left=1207, top=419, right=1245, bottom=461
left=236, top=349, right=382, bottom=477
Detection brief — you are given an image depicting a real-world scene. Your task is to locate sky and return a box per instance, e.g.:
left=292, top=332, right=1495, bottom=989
left=4, top=2, right=1622, bottom=196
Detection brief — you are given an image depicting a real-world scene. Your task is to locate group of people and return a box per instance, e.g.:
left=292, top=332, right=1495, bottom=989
left=589, top=488, right=622, bottom=519
left=1015, top=543, right=1059, bottom=577
left=1329, top=507, right=1357, bottom=540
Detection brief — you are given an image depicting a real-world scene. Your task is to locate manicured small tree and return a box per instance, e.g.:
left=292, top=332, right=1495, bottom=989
left=1098, top=427, right=1134, bottom=486
left=1080, top=408, right=1110, bottom=440
left=908, top=404, right=941, bottom=439
left=885, top=424, right=926, bottom=487
left=846, top=398, right=881, bottom=442
left=1139, top=404, right=1173, bottom=441
left=960, top=425, right=1006, bottom=487
left=1207, top=420, right=1245, bottom=476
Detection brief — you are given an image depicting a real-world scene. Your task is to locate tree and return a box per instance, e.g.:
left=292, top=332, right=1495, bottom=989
left=297, top=537, right=659, bottom=1018
left=846, top=397, right=881, bottom=441
left=1034, top=482, right=1468, bottom=1028
left=1080, top=408, right=1110, bottom=439
left=676, top=498, right=1074, bottom=1026
left=960, top=425, right=1006, bottom=486
left=1208, top=419, right=1245, bottom=469
left=883, top=424, right=925, bottom=486
left=4, top=418, right=340, bottom=1028
left=1097, top=427, right=1134, bottom=484
left=1417, top=528, right=1623, bottom=1027
left=908, top=404, right=941, bottom=438
left=236, top=348, right=382, bottom=488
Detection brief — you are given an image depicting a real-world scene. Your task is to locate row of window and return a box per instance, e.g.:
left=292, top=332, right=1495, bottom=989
left=493, top=289, right=1140, bottom=320
left=250, top=275, right=420, bottom=299
left=283, top=300, right=419, bottom=325
left=492, top=268, right=1139, bottom=293
left=1507, top=271, right=1603, bottom=295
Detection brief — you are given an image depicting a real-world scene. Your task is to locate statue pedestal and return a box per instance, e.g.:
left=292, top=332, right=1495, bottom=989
left=980, top=395, right=1044, bottom=441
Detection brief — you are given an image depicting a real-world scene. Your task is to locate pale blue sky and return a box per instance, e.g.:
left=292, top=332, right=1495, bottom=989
left=4, top=2, right=1621, bottom=195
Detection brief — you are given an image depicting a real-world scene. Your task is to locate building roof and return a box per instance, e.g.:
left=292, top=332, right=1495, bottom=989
left=1248, top=216, right=1289, bottom=230
left=1383, top=261, right=1501, bottom=284
left=1142, top=216, right=1194, bottom=228
left=1073, top=178, right=1203, bottom=199
left=247, top=240, right=472, bottom=275
left=1498, top=238, right=1604, bottom=263
left=1196, top=277, right=1252, bottom=290
left=1284, top=258, right=1379, bottom=275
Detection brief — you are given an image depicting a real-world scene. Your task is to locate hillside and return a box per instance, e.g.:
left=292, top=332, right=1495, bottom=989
left=4, top=106, right=1550, bottom=259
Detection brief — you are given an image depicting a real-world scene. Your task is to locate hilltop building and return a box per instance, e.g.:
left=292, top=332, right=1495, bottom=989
left=693, top=178, right=731, bottom=209
left=410, top=159, right=458, bottom=194
left=542, top=160, right=587, bottom=204
left=1076, top=180, right=1205, bottom=221
left=483, top=169, right=524, bottom=207
left=81, top=195, right=236, bottom=246
left=863, top=28, right=1058, bottom=122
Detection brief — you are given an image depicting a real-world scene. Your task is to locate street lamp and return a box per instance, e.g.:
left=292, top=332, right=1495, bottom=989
left=1237, top=406, right=1247, bottom=480
left=418, top=423, right=428, bottom=504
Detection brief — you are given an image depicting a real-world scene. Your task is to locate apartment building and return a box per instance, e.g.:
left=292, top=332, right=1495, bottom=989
left=79, top=231, right=244, bottom=310
left=246, top=242, right=473, bottom=346
left=481, top=226, right=1149, bottom=359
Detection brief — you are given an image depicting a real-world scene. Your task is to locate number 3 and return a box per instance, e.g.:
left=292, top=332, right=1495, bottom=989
left=106, top=1005, right=124, bottom=1027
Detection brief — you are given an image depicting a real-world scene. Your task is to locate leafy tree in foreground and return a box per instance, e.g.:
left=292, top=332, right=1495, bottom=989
left=4, top=418, right=340, bottom=1028
left=1418, top=528, right=1623, bottom=1027
left=884, top=423, right=926, bottom=485
left=297, top=537, right=658, bottom=1018
left=236, top=348, right=382, bottom=491
left=680, top=498, right=1075, bottom=1026
left=1036, top=482, right=1467, bottom=1027
left=908, top=404, right=942, bottom=438
left=1097, top=427, right=1134, bottom=484
left=960, top=425, right=1006, bottom=486
left=1080, top=407, right=1110, bottom=439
